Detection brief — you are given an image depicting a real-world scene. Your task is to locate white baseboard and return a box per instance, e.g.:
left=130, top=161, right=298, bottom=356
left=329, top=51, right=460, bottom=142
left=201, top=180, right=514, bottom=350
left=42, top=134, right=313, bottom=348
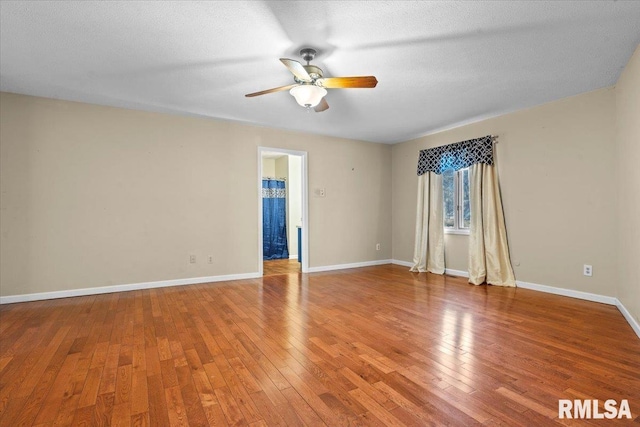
left=391, top=260, right=638, bottom=339
left=0, top=272, right=261, bottom=305
left=516, top=280, right=617, bottom=305
left=289, top=254, right=298, bottom=259
left=391, top=261, right=470, bottom=279
left=445, top=268, right=469, bottom=278
left=3, top=263, right=638, bottom=340
left=391, top=259, right=413, bottom=267
left=307, top=259, right=392, bottom=273
left=419, top=267, right=619, bottom=306
left=391, top=260, right=470, bottom=279
left=515, top=280, right=639, bottom=339
left=616, top=299, right=640, bottom=339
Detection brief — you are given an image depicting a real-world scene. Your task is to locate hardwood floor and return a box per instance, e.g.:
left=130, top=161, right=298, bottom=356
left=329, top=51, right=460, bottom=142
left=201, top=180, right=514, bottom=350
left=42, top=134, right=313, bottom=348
left=1, top=265, right=639, bottom=426
left=263, top=259, right=301, bottom=276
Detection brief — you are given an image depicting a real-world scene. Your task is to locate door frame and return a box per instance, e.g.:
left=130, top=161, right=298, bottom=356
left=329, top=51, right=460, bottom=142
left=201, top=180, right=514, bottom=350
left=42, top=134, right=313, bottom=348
left=258, top=147, right=309, bottom=275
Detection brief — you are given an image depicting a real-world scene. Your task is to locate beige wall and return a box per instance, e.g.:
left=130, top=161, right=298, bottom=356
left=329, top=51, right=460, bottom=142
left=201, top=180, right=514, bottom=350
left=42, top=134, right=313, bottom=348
left=615, top=44, right=640, bottom=325
left=2, top=55, right=634, bottom=306
left=393, top=88, right=618, bottom=295
left=0, top=92, right=392, bottom=297
left=274, top=156, right=288, bottom=179
left=261, top=158, right=276, bottom=177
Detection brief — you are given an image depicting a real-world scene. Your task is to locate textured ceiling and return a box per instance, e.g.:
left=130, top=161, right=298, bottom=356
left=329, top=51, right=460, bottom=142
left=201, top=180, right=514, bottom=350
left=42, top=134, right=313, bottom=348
left=1, top=1, right=639, bottom=144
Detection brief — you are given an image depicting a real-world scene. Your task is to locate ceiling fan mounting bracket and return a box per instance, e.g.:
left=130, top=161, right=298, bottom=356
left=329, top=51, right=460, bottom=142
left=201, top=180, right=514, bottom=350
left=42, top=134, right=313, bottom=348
left=300, top=48, right=317, bottom=64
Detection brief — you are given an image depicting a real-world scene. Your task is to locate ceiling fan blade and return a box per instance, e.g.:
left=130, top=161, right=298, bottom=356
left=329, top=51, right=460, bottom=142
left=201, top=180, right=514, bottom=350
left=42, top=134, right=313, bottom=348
left=245, top=84, right=298, bottom=97
left=316, top=76, right=378, bottom=89
left=280, top=58, right=312, bottom=82
left=314, top=98, right=329, bottom=112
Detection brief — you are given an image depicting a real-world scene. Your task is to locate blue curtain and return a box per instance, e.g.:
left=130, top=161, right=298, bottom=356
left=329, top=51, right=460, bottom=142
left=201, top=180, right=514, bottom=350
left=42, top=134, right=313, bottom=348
left=263, top=179, right=289, bottom=260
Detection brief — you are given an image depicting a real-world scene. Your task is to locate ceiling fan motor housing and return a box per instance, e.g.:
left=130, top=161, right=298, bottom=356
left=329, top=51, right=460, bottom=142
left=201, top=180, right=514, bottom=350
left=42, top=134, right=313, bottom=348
left=295, top=65, right=323, bottom=83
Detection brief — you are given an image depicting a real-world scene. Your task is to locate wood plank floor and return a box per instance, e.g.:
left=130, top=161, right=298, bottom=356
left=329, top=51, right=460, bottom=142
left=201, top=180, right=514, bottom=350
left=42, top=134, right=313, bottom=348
left=263, top=259, right=301, bottom=276
left=1, top=265, right=639, bottom=426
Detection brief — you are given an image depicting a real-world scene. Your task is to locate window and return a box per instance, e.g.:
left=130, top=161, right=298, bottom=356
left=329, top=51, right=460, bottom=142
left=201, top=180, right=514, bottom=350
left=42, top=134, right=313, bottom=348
left=443, top=167, right=470, bottom=234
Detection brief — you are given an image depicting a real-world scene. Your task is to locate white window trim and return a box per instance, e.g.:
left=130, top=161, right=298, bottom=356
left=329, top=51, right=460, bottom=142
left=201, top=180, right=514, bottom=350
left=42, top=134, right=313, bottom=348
left=445, top=228, right=470, bottom=235
left=444, top=168, right=470, bottom=235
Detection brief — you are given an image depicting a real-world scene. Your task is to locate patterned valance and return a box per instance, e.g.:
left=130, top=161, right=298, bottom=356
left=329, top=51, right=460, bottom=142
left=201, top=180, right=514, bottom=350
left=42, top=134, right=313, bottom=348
left=417, top=135, right=494, bottom=175
left=262, top=187, right=286, bottom=198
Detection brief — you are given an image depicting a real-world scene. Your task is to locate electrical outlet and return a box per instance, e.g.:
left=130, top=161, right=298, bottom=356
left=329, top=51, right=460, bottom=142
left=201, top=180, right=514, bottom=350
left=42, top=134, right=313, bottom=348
left=208, top=256, right=213, bottom=264
left=314, top=188, right=326, bottom=197
left=583, top=264, right=592, bottom=276
left=190, top=255, right=196, bottom=264
left=376, top=243, right=381, bottom=251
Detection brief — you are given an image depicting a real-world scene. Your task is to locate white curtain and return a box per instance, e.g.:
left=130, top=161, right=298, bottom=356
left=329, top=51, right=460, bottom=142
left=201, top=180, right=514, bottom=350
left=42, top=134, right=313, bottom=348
left=468, top=163, right=516, bottom=286
left=410, top=172, right=445, bottom=274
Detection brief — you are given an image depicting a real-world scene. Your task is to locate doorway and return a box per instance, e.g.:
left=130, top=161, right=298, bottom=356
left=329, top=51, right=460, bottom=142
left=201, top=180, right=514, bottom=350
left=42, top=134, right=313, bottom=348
left=258, top=147, right=308, bottom=276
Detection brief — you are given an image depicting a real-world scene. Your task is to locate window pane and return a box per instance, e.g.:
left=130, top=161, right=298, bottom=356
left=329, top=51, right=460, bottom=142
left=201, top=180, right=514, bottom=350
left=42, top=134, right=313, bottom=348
left=442, top=170, right=455, bottom=228
left=462, top=168, right=470, bottom=228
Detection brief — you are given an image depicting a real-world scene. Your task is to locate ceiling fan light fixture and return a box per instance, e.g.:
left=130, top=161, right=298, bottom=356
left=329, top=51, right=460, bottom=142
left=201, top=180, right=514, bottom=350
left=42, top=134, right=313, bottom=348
left=245, top=48, right=375, bottom=113
left=289, top=84, right=327, bottom=108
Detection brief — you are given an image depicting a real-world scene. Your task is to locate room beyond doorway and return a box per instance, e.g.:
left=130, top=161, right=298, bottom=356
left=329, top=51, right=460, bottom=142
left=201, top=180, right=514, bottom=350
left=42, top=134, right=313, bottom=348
left=258, top=147, right=308, bottom=276
left=263, top=258, right=301, bottom=276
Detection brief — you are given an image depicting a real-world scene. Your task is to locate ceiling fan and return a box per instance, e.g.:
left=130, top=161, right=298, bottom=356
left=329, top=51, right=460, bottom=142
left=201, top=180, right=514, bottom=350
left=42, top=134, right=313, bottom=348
left=245, top=48, right=378, bottom=112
